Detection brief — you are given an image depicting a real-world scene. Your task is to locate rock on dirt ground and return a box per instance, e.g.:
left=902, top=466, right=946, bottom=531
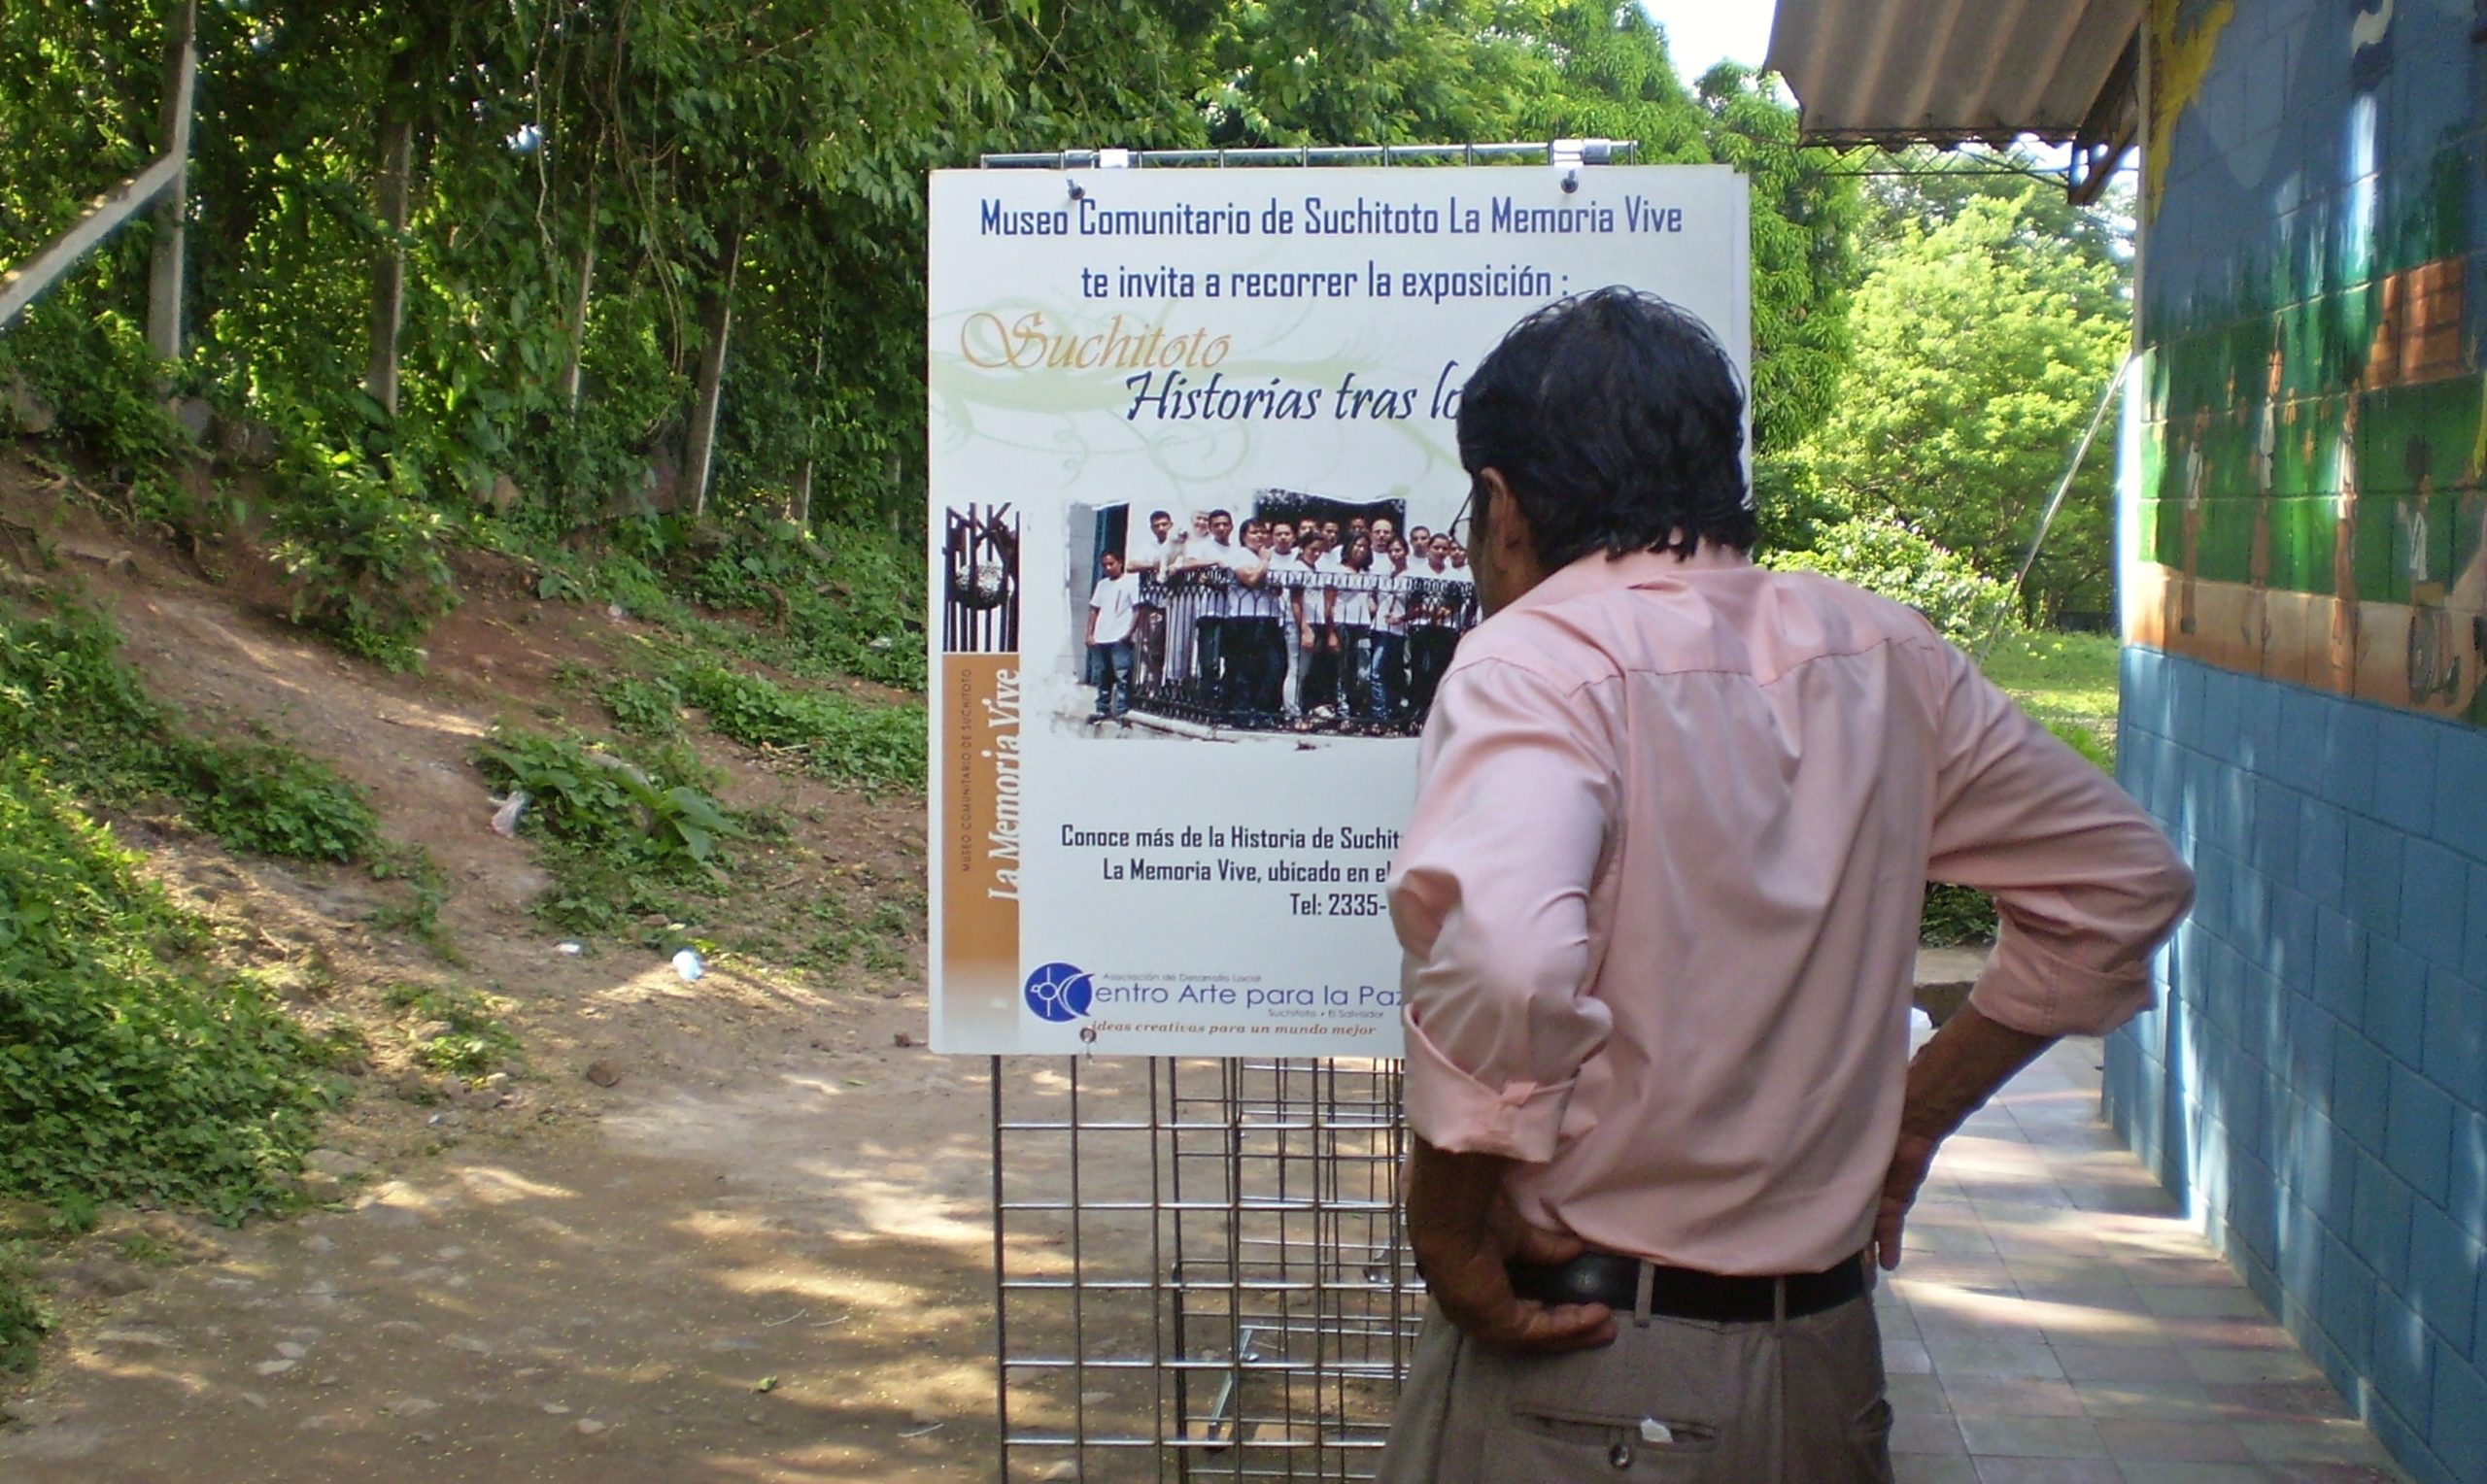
left=0, top=470, right=1008, bottom=1483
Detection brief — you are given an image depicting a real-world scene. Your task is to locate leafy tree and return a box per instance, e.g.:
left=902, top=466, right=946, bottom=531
left=1791, top=188, right=2126, bottom=618
left=1760, top=515, right=2020, bottom=645
left=1504, top=12, right=1858, bottom=541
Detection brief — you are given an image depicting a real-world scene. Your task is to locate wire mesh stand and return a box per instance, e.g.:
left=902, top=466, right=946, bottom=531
left=976, top=136, right=1646, bottom=1481
left=992, top=1057, right=1419, bottom=1482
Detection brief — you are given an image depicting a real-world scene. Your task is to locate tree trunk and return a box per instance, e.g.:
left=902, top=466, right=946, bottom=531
left=683, top=225, right=742, bottom=520
left=364, top=112, right=415, bottom=415
left=145, top=0, right=199, bottom=363
left=788, top=334, right=826, bottom=527
left=560, top=175, right=597, bottom=409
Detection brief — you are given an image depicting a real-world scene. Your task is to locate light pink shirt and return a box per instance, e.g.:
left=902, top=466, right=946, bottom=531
left=1386, top=547, right=2193, bottom=1275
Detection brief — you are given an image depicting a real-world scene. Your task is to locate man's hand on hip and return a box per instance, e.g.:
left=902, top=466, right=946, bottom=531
left=1878, top=1002, right=2056, bottom=1270
left=1406, top=1136, right=1617, bottom=1353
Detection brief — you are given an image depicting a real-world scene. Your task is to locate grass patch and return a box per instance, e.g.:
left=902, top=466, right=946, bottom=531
left=382, top=983, right=522, bottom=1078
left=0, top=757, right=339, bottom=1226
left=1922, top=632, right=2127, bottom=946
left=366, top=842, right=457, bottom=960
left=792, top=890, right=921, bottom=979
left=1977, top=630, right=2122, bottom=764
left=0, top=602, right=379, bottom=863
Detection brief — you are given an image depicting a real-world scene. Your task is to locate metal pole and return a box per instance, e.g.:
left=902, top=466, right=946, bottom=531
left=990, top=1057, right=1012, bottom=1484
left=1976, top=355, right=2133, bottom=659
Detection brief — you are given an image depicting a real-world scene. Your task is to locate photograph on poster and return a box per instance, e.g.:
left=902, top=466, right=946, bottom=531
left=1067, top=489, right=1477, bottom=738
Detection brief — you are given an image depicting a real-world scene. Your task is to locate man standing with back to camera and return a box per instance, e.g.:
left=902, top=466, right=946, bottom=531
left=1378, top=289, right=2193, bottom=1482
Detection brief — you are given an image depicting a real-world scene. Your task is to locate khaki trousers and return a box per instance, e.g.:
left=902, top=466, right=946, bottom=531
left=1375, top=1290, right=1895, bottom=1483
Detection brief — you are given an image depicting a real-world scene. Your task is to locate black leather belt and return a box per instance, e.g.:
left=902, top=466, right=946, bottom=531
left=1507, top=1249, right=1869, bottom=1324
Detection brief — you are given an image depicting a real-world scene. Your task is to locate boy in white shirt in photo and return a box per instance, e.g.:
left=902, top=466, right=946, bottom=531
left=1085, top=551, right=1141, bottom=724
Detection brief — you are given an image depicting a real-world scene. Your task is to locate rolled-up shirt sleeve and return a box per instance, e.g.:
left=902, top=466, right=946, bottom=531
left=1923, top=639, right=2196, bottom=1037
left=1386, top=658, right=1616, bottom=1162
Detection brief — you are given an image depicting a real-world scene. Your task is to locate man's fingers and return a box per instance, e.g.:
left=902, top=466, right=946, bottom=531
left=1506, top=1224, right=1586, bottom=1266
left=1874, top=1196, right=1908, bottom=1271
left=1480, top=1300, right=1616, bottom=1354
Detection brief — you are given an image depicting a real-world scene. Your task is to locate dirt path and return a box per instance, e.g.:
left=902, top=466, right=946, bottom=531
left=0, top=1012, right=1001, bottom=1484
left=1, top=491, right=1007, bottom=1482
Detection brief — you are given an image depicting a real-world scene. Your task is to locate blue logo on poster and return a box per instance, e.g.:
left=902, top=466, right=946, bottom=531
left=1023, top=961, right=1094, bottom=1023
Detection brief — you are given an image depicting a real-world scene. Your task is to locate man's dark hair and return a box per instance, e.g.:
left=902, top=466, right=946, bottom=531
left=1149, top=509, right=1171, bottom=522
left=1456, top=287, right=1751, bottom=566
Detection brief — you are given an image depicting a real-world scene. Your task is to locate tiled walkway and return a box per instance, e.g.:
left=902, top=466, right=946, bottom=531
left=1883, top=1035, right=2409, bottom=1483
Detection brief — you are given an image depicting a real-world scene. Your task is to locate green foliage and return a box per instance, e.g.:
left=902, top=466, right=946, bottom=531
left=382, top=983, right=521, bottom=1077
left=0, top=604, right=378, bottom=862
left=268, top=441, right=458, bottom=670
left=672, top=518, right=926, bottom=690
left=1760, top=517, right=2021, bottom=647
left=599, top=674, right=685, bottom=738
left=0, top=303, right=185, bottom=482
left=366, top=841, right=456, bottom=959
left=478, top=727, right=735, bottom=865
left=0, top=1238, right=47, bottom=1372
left=3, top=0, right=1864, bottom=575
left=190, top=748, right=378, bottom=863
left=670, top=662, right=925, bottom=791
left=1918, top=883, right=1998, bottom=949
left=1790, top=187, right=2127, bottom=619
left=0, top=759, right=335, bottom=1224
left=476, top=726, right=737, bottom=936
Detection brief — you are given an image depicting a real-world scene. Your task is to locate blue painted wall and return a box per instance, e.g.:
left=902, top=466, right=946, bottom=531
left=2109, top=649, right=2487, bottom=1481
left=2111, top=2, right=2487, bottom=1477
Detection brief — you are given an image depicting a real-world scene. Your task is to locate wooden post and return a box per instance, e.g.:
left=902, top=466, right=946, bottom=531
left=145, top=0, right=199, bottom=361
left=683, top=224, right=741, bottom=520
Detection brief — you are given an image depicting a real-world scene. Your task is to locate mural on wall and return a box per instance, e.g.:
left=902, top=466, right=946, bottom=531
left=2130, top=0, right=2487, bottom=725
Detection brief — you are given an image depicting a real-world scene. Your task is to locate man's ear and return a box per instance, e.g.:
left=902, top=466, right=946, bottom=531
left=1476, top=468, right=1528, bottom=562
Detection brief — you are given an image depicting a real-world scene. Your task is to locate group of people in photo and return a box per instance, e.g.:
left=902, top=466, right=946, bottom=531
left=1082, top=505, right=1478, bottom=735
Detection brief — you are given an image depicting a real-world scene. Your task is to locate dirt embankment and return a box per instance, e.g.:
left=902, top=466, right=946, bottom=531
left=0, top=474, right=1009, bottom=1483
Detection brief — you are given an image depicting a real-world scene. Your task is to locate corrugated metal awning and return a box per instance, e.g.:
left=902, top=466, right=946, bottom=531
left=1764, top=0, right=2141, bottom=149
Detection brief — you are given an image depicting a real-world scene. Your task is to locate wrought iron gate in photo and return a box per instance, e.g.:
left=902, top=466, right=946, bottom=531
left=977, top=141, right=1637, bottom=1483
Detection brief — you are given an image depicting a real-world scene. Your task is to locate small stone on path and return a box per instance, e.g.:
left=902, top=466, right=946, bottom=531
left=305, top=1149, right=372, bottom=1179
left=254, top=1360, right=295, bottom=1377
left=383, top=1397, right=440, bottom=1418
left=575, top=1419, right=608, bottom=1436
left=541, top=1402, right=570, bottom=1415
left=585, top=1060, right=623, bottom=1088
left=275, top=1341, right=307, bottom=1359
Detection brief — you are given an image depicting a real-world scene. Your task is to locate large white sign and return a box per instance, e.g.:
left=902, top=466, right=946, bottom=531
left=929, top=162, right=1749, bottom=1056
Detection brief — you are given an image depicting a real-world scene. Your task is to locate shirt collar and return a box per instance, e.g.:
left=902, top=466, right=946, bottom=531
left=1504, top=543, right=1755, bottom=617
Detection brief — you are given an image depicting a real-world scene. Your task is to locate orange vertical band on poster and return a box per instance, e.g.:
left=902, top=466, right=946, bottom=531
left=940, top=653, right=1021, bottom=1039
